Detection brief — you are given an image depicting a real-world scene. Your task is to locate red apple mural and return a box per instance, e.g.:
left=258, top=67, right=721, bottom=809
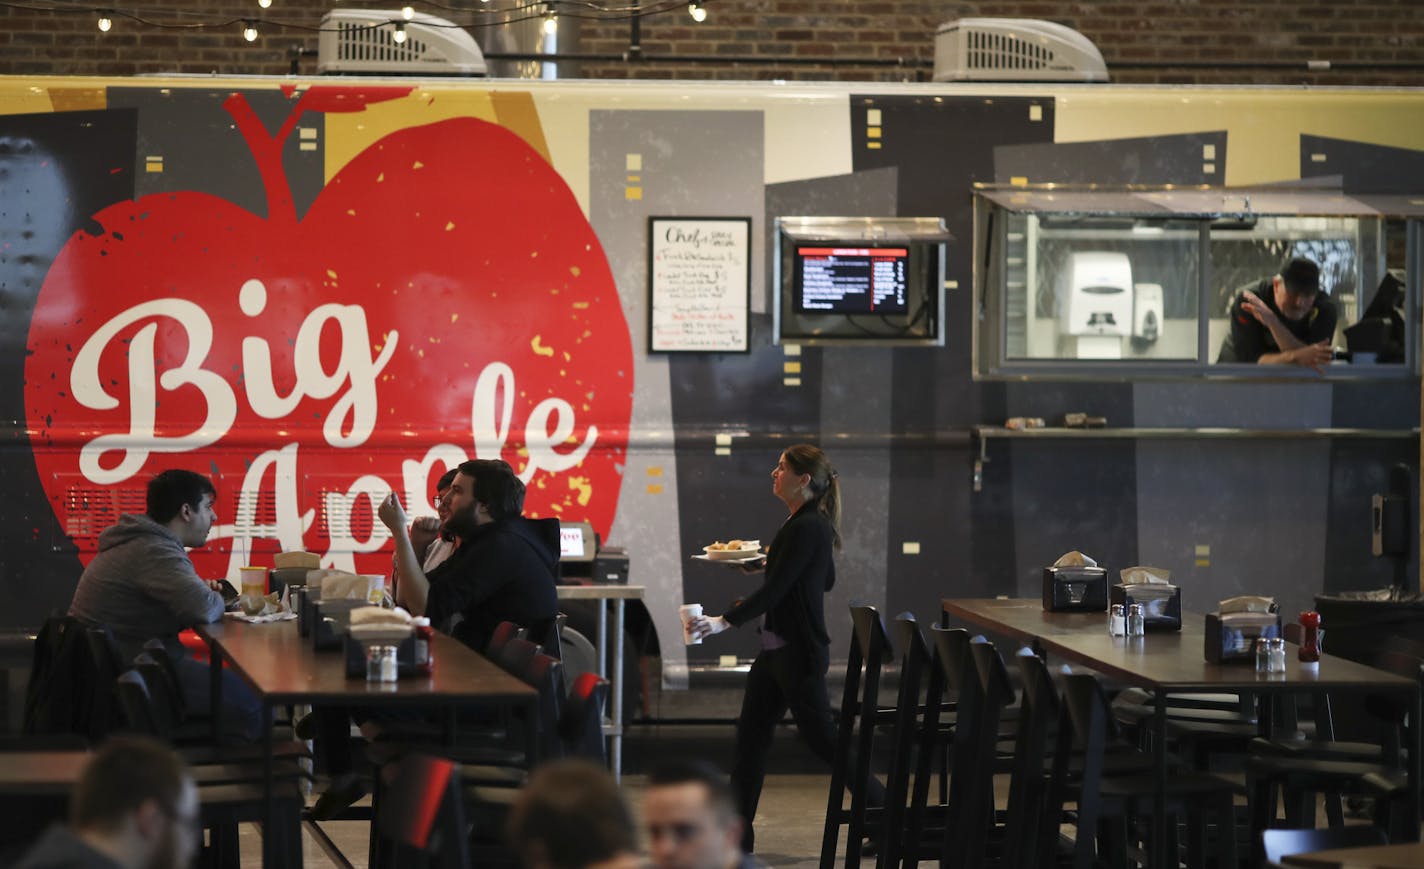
left=25, top=86, right=634, bottom=578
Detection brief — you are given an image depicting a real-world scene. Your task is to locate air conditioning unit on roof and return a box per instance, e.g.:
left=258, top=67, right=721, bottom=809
left=933, top=18, right=1108, bottom=83
left=318, top=9, right=487, bottom=76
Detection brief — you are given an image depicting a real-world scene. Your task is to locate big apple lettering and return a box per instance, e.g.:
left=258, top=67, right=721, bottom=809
left=65, top=283, right=601, bottom=574
left=25, top=87, right=634, bottom=578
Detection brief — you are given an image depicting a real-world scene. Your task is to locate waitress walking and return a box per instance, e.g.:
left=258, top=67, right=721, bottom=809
left=690, top=444, right=881, bottom=853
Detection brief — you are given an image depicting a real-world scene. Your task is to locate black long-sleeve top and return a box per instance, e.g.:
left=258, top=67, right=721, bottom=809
left=723, top=500, right=836, bottom=670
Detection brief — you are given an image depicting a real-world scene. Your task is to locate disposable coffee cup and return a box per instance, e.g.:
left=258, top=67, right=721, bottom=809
left=362, top=574, right=386, bottom=605
left=679, top=603, right=703, bottom=645
left=239, top=565, right=267, bottom=597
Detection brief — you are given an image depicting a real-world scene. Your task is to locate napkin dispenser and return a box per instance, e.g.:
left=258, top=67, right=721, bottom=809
left=1204, top=611, right=1282, bottom=664
left=311, top=599, right=366, bottom=650
left=343, top=633, right=419, bottom=678
left=1042, top=566, right=1109, bottom=612
left=297, top=586, right=321, bottom=637
left=1110, top=582, right=1182, bottom=630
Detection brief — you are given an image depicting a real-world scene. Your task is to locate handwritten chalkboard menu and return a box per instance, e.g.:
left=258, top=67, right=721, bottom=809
left=648, top=217, right=751, bottom=353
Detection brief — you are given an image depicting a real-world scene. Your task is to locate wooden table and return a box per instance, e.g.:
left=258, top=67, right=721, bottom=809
left=556, top=583, right=644, bottom=781
left=942, top=598, right=1422, bottom=867
left=1282, top=841, right=1424, bottom=868
left=197, top=619, right=536, bottom=868
left=0, top=750, right=89, bottom=797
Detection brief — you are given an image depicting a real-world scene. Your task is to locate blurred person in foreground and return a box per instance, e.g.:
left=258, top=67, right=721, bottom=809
left=68, top=468, right=261, bottom=742
left=687, top=444, right=883, bottom=853
left=645, top=760, right=762, bottom=869
left=507, top=758, right=639, bottom=869
left=16, top=735, right=200, bottom=869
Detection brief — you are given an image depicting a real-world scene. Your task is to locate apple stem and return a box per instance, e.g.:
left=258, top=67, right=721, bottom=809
left=222, top=92, right=309, bottom=226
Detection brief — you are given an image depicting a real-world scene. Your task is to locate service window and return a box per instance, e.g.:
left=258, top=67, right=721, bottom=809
left=973, top=186, right=1421, bottom=379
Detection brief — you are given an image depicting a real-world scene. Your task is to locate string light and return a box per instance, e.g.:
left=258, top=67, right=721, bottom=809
left=401, top=5, right=414, bottom=20
left=96, top=13, right=112, bottom=31
left=242, top=20, right=258, bottom=42
left=542, top=2, right=557, bottom=35
left=688, top=1, right=706, bottom=23
left=392, top=21, right=407, bottom=44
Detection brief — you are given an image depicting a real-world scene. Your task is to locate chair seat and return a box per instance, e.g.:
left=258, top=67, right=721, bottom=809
left=1247, top=754, right=1399, bottom=787
left=1249, top=735, right=1389, bottom=763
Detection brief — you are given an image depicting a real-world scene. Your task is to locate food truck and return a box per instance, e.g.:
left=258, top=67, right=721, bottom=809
left=3, top=72, right=1422, bottom=697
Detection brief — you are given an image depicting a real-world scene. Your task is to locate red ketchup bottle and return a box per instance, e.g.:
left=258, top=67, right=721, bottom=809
left=413, top=616, right=435, bottom=676
left=1298, top=610, right=1321, bottom=665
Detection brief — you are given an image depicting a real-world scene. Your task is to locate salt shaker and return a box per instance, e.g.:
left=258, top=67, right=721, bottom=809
left=1268, top=637, right=1287, bottom=673
left=1127, top=603, right=1146, bottom=637
left=366, top=644, right=398, bottom=683
left=1255, top=638, right=1272, bottom=673
left=1108, top=603, right=1126, bottom=637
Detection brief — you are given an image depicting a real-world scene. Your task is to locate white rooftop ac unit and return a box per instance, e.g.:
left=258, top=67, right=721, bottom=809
left=318, top=10, right=487, bottom=76
left=933, top=18, right=1108, bottom=83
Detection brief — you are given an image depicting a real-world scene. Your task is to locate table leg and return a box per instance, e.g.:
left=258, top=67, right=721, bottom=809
left=1410, top=683, right=1422, bottom=842
left=1152, top=692, right=1167, bottom=868
left=596, top=598, right=608, bottom=680
left=208, top=641, right=223, bottom=745
left=611, top=597, right=625, bottom=782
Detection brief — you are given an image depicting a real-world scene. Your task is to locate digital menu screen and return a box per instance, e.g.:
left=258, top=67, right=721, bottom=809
left=794, top=246, right=910, bottom=314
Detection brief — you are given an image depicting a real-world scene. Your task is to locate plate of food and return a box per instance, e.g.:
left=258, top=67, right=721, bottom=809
left=694, top=539, right=764, bottom=562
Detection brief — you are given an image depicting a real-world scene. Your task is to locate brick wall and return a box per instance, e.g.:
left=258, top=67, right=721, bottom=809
left=1, top=0, right=1421, bottom=86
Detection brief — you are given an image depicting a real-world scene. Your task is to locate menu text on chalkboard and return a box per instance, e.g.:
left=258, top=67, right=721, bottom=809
left=648, top=217, right=751, bottom=353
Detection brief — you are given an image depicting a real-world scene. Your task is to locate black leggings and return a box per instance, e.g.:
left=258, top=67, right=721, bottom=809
left=729, top=644, right=883, bottom=853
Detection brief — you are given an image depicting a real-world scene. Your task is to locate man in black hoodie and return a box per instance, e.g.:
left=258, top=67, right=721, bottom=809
left=379, top=458, right=560, bottom=654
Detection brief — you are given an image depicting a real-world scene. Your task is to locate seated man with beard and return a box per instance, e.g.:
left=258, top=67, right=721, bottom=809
left=380, top=458, right=560, bottom=653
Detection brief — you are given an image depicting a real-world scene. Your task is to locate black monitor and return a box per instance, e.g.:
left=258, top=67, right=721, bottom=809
left=793, top=246, right=910, bottom=314
left=775, top=217, right=949, bottom=346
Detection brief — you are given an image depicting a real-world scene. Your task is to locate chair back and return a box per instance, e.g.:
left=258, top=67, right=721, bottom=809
left=1260, top=825, right=1388, bottom=863
left=23, top=616, right=95, bottom=736
left=376, top=753, right=471, bottom=869
left=516, top=651, right=566, bottom=762
left=113, top=669, right=164, bottom=738
left=131, top=654, right=185, bottom=736
left=85, top=626, right=129, bottom=740
left=486, top=620, right=526, bottom=660
left=819, top=602, right=891, bottom=868
left=559, top=671, right=609, bottom=762
left=1058, top=673, right=1114, bottom=869
left=496, top=636, right=541, bottom=676
left=1002, top=651, right=1059, bottom=869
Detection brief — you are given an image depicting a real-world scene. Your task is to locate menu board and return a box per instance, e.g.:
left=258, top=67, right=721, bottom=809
left=647, top=217, right=751, bottom=353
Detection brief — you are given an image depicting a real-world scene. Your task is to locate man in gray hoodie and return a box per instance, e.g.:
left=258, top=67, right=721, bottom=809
left=69, top=469, right=260, bottom=742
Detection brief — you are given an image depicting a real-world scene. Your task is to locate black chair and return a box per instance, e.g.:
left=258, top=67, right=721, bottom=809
left=374, top=753, right=471, bottom=869
left=901, top=624, right=961, bottom=869
left=22, top=616, right=97, bottom=738
left=878, top=613, right=954, bottom=869
left=559, top=671, right=609, bottom=762
left=1246, top=650, right=1423, bottom=858
left=820, top=603, right=893, bottom=869
left=933, top=629, right=1012, bottom=869
left=486, top=621, right=526, bottom=660
left=1055, top=673, right=1238, bottom=869
left=495, top=635, right=542, bottom=677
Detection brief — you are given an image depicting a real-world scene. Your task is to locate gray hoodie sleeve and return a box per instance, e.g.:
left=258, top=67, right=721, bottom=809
left=137, top=538, right=225, bottom=624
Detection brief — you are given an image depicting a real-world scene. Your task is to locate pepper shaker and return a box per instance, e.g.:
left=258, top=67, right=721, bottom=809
left=1127, top=603, right=1146, bottom=637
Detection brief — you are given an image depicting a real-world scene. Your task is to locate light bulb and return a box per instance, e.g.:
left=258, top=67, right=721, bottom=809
left=542, top=12, right=558, bottom=35
left=393, top=22, right=408, bottom=44
left=97, top=15, right=112, bottom=32
left=688, top=2, right=707, bottom=23
left=402, top=6, right=414, bottom=20
left=243, top=23, right=259, bottom=42
left=258, top=0, right=272, bottom=8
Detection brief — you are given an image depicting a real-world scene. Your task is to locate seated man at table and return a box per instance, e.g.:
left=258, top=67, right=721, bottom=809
left=68, top=468, right=261, bottom=742
left=16, top=735, right=200, bottom=869
left=379, top=458, right=560, bottom=654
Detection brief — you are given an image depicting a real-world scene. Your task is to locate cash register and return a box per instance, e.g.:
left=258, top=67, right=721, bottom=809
left=558, top=520, right=629, bottom=584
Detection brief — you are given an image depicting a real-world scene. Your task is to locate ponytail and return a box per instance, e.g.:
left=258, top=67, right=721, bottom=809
left=783, top=443, right=842, bottom=550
